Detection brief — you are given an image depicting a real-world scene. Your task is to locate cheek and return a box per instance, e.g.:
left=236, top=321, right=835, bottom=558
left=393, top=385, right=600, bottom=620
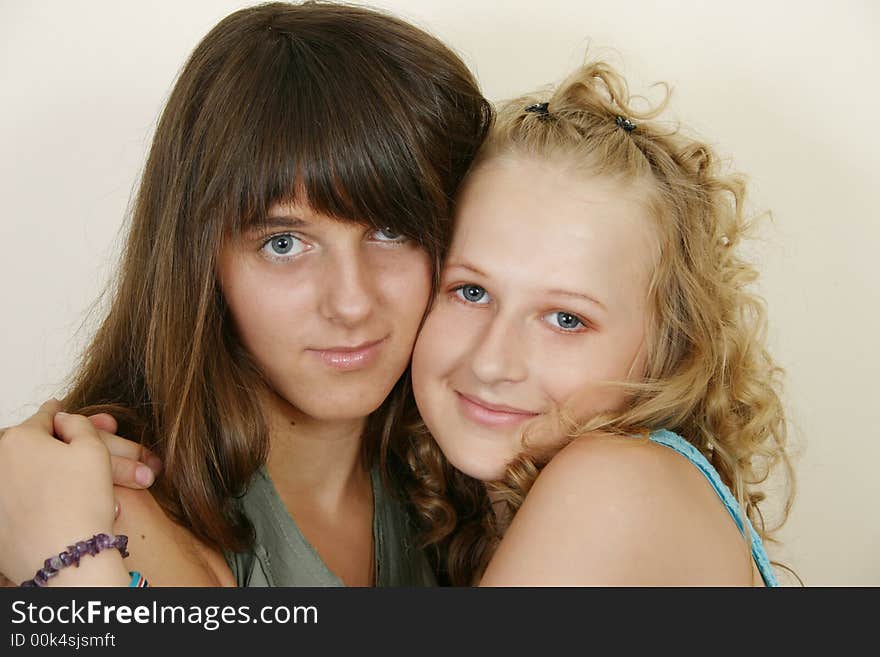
left=218, top=255, right=311, bottom=359
left=536, top=331, right=648, bottom=415
left=533, top=350, right=596, bottom=411
left=222, top=283, right=279, bottom=365
left=377, top=249, right=433, bottom=333
left=411, top=308, right=447, bottom=392
left=218, top=255, right=259, bottom=341
left=411, top=299, right=469, bottom=393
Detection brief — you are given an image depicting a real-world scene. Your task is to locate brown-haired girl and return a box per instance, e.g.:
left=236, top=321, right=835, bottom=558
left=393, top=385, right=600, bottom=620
left=0, top=1, right=490, bottom=587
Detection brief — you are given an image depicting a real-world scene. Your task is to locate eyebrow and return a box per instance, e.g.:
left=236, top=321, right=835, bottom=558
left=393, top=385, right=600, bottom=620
left=445, top=262, right=606, bottom=311
left=445, top=262, right=488, bottom=277
left=246, top=215, right=309, bottom=232
left=544, top=288, right=606, bottom=311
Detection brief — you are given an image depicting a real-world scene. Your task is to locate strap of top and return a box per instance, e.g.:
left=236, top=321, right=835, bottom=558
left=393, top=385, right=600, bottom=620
left=648, top=429, right=779, bottom=587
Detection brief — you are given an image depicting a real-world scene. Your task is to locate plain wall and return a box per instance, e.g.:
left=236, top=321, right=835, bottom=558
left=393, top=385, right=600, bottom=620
left=1, top=0, right=877, bottom=585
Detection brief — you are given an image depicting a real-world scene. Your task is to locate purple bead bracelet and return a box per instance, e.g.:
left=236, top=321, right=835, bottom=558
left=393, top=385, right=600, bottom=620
left=19, top=533, right=129, bottom=587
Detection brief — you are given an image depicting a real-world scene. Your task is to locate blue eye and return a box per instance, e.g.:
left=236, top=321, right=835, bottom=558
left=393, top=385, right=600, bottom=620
left=269, top=235, right=294, bottom=254
left=372, top=227, right=408, bottom=243
left=454, top=284, right=489, bottom=304
left=543, top=311, right=586, bottom=331
left=260, top=233, right=306, bottom=261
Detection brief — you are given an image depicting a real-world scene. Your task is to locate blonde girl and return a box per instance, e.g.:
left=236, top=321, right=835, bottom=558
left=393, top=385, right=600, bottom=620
left=409, top=60, right=794, bottom=586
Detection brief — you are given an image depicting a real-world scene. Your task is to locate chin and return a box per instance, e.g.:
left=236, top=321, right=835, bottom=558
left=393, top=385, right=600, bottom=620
left=441, top=442, right=512, bottom=483
left=301, top=394, right=390, bottom=422
left=272, top=382, right=396, bottom=424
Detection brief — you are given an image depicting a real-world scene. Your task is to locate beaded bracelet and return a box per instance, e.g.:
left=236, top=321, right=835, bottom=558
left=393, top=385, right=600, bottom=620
left=19, top=533, right=129, bottom=587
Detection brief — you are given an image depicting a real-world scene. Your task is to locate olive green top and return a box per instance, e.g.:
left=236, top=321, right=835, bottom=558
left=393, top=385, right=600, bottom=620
left=224, top=466, right=436, bottom=587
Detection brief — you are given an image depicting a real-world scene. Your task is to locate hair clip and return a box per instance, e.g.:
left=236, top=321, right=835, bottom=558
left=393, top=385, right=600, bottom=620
left=615, top=115, right=637, bottom=133
left=524, top=102, right=550, bottom=117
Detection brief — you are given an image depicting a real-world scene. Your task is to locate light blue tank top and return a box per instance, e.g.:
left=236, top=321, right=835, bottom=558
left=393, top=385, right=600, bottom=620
left=649, top=429, right=778, bottom=587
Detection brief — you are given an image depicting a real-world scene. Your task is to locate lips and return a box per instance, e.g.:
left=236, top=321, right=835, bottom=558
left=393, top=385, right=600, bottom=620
left=455, top=391, right=539, bottom=428
left=310, top=338, right=385, bottom=371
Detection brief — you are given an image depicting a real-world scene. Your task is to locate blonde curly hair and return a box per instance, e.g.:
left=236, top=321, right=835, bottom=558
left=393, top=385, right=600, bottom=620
left=389, top=60, right=796, bottom=585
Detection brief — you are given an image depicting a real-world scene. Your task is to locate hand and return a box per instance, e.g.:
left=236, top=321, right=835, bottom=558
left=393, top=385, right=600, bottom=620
left=77, top=412, right=162, bottom=490
left=0, top=400, right=118, bottom=584
left=1, top=402, right=162, bottom=491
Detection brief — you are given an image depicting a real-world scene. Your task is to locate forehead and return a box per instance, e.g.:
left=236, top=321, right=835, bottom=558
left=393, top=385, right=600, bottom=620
left=451, top=156, right=658, bottom=286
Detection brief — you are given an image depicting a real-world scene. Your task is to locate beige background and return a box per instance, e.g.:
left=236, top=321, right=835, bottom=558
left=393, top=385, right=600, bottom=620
left=1, top=1, right=877, bottom=585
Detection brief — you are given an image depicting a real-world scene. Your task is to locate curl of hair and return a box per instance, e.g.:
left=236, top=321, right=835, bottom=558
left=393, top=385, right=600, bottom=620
left=402, top=60, right=796, bottom=585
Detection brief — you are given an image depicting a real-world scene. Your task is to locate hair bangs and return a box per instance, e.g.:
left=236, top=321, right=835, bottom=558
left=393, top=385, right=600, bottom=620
left=216, top=25, right=445, bottom=251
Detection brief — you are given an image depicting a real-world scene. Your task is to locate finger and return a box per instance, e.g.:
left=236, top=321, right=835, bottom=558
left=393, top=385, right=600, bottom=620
left=109, top=454, right=155, bottom=489
left=18, top=398, right=63, bottom=434
left=52, top=411, right=103, bottom=447
left=88, top=413, right=118, bottom=435
left=115, top=499, right=120, bottom=519
left=95, top=431, right=162, bottom=475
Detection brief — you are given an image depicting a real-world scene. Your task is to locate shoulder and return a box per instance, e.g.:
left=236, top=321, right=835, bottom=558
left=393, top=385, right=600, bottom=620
left=512, top=432, right=710, bottom=527
left=112, top=487, right=236, bottom=587
left=480, top=432, right=753, bottom=586
left=535, top=431, right=688, bottom=488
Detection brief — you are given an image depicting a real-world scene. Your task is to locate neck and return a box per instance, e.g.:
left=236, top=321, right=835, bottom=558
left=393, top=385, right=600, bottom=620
left=263, top=391, right=370, bottom=508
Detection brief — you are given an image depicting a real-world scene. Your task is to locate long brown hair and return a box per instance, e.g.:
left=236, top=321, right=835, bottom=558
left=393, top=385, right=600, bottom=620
left=63, top=1, right=491, bottom=553
left=405, top=61, right=795, bottom=584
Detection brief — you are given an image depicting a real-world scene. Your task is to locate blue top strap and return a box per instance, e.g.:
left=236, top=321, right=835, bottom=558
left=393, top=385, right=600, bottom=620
left=648, top=429, right=779, bottom=587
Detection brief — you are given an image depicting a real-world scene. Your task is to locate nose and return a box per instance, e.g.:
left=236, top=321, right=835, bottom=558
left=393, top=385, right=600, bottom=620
left=318, top=249, right=374, bottom=326
left=469, top=313, right=528, bottom=385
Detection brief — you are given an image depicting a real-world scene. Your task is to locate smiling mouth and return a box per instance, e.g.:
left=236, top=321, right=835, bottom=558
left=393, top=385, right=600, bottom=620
left=310, top=338, right=386, bottom=371
left=455, top=392, right=539, bottom=428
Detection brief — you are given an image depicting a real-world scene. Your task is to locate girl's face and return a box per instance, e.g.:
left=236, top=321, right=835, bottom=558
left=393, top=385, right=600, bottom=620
left=220, top=201, right=432, bottom=423
left=412, top=156, right=657, bottom=481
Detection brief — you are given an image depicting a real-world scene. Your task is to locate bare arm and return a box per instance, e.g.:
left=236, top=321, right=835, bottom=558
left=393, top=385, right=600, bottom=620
left=480, top=434, right=754, bottom=586
left=0, top=402, right=231, bottom=587
left=110, top=486, right=236, bottom=587
left=0, top=403, right=129, bottom=585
